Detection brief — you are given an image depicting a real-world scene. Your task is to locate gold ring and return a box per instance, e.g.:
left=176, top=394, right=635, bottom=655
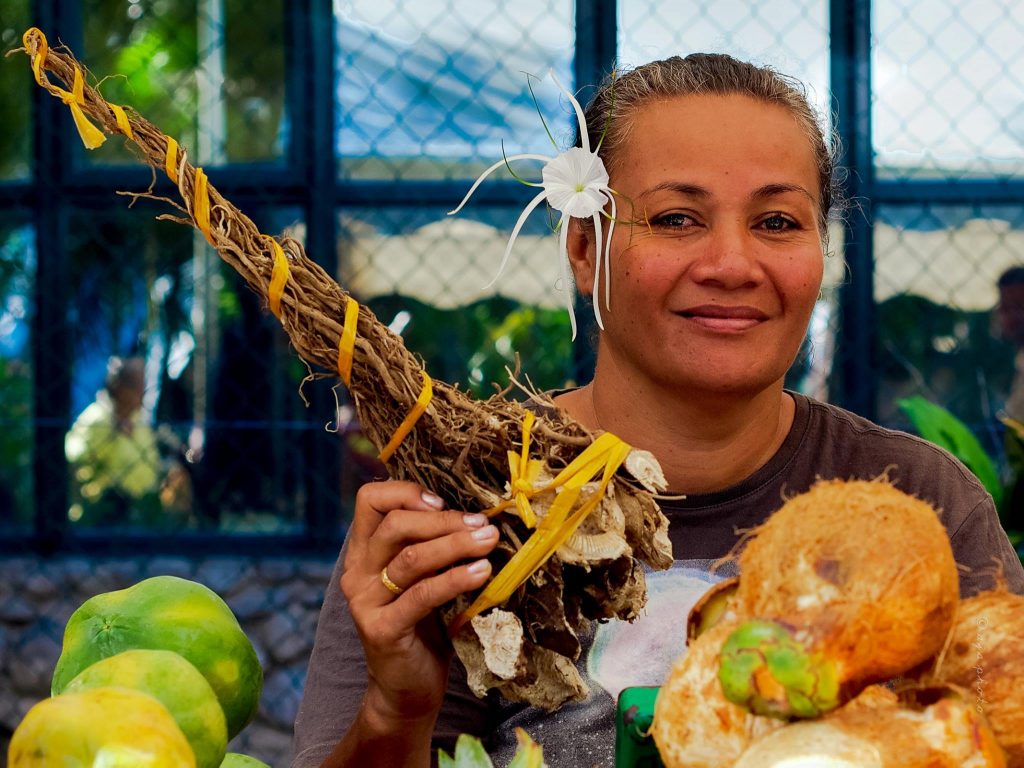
left=380, top=567, right=403, bottom=596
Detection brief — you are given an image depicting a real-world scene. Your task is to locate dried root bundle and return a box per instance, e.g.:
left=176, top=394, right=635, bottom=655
left=16, top=29, right=672, bottom=710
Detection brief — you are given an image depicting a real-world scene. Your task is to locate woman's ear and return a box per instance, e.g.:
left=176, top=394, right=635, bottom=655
left=567, top=217, right=596, bottom=298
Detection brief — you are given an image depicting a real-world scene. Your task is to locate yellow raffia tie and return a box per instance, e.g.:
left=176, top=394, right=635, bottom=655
left=193, top=167, right=213, bottom=244
left=450, top=427, right=632, bottom=636
left=336, top=298, right=360, bottom=387
left=24, top=29, right=106, bottom=150
left=505, top=411, right=543, bottom=528
left=1001, top=414, right=1024, bottom=441
left=109, top=103, right=134, bottom=139
left=164, top=136, right=179, bottom=180
left=265, top=236, right=289, bottom=319
left=378, top=371, right=433, bottom=463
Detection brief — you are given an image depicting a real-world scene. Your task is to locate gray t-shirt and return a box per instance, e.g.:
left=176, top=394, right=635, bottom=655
left=290, top=393, right=1024, bottom=767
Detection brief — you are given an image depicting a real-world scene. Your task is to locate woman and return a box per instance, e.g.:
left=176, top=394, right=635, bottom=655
left=291, top=54, right=1024, bottom=767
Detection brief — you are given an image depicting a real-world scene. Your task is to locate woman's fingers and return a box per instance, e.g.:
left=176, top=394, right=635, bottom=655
left=377, top=523, right=499, bottom=595
left=384, top=558, right=493, bottom=633
left=367, top=509, right=489, bottom=562
left=348, top=481, right=445, bottom=541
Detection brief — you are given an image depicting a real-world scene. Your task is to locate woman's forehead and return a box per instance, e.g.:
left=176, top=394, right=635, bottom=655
left=611, top=94, right=820, bottom=198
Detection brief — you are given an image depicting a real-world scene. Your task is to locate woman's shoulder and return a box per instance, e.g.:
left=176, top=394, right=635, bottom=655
left=792, top=392, right=991, bottom=521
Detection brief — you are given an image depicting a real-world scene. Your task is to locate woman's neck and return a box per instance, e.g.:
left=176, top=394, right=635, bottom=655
left=554, top=368, right=795, bottom=495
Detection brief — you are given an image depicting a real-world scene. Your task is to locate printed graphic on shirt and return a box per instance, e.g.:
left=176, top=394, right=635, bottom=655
left=586, top=560, right=737, bottom=700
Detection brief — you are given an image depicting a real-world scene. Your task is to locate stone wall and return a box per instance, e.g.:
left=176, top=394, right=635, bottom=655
left=0, top=554, right=338, bottom=767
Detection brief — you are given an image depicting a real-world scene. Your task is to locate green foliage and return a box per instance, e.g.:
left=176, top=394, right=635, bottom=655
left=438, top=729, right=543, bottom=768
left=75, top=0, right=285, bottom=166
left=438, top=734, right=494, bottom=768
left=897, top=395, right=1004, bottom=506
left=366, top=294, right=575, bottom=399
left=877, top=294, right=1015, bottom=426
left=0, top=0, right=32, bottom=180
left=0, top=223, right=33, bottom=526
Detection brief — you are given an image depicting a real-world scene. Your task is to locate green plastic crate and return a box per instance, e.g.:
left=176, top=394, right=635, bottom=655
left=615, top=686, right=664, bottom=768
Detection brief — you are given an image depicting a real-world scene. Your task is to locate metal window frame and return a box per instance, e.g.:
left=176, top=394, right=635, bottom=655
left=4, top=0, right=1023, bottom=553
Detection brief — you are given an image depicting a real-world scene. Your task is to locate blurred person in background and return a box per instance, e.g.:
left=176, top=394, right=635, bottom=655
left=65, top=356, right=190, bottom=526
left=995, top=266, right=1024, bottom=531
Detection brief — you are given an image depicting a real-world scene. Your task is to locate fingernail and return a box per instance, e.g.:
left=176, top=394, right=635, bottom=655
left=421, top=491, right=444, bottom=509
left=463, top=513, right=487, bottom=527
left=467, top=559, right=491, bottom=575
left=471, top=524, right=497, bottom=541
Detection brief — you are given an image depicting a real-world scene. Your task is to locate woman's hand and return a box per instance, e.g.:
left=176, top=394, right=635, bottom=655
left=341, top=480, right=499, bottom=729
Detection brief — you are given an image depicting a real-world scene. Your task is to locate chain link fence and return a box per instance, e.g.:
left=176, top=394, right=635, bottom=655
left=1, top=0, right=1023, bottom=764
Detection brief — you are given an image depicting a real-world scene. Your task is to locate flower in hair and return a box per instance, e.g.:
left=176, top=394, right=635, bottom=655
left=448, top=70, right=616, bottom=340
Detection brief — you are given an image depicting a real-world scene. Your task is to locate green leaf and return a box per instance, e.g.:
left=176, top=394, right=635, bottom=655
left=508, top=728, right=544, bottom=768
left=437, top=734, right=494, bottom=768
left=897, top=396, right=1003, bottom=505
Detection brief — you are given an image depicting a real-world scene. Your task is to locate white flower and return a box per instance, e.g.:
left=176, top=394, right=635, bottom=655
left=448, top=71, right=617, bottom=340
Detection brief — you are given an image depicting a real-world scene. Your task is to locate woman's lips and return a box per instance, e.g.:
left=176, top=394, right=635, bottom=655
left=677, top=305, right=768, bottom=332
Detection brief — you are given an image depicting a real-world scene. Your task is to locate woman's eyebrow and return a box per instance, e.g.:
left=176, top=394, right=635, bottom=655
left=642, top=182, right=710, bottom=199
left=641, top=181, right=814, bottom=202
left=751, top=183, right=815, bottom=202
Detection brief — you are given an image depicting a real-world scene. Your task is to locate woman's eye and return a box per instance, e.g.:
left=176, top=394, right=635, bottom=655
left=652, top=213, right=695, bottom=229
left=760, top=214, right=798, bottom=232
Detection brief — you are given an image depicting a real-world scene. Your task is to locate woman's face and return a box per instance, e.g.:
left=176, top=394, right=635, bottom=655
left=572, top=93, right=825, bottom=397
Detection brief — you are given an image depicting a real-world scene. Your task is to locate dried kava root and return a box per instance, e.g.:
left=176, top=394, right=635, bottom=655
left=17, top=30, right=673, bottom=709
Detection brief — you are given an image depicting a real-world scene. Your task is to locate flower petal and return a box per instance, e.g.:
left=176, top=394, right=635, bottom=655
left=556, top=214, right=577, bottom=340
left=592, top=211, right=605, bottom=330
left=549, top=69, right=591, bottom=155
left=448, top=153, right=552, bottom=215
left=484, top=189, right=551, bottom=289
left=604, top=191, right=617, bottom=312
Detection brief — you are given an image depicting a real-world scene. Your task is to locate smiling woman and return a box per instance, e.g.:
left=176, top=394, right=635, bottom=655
left=565, top=94, right=825, bottom=424
left=293, top=54, right=1024, bottom=768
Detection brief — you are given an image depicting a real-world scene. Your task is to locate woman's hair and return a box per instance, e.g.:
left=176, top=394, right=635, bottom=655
left=579, top=53, right=842, bottom=237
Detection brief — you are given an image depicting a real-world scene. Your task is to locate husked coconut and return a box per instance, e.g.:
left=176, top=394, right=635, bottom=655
left=927, top=588, right=1024, bottom=767
left=733, top=684, right=1005, bottom=768
left=720, top=479, right=959, bottom=718
left=652, top=620, right=783, bottom=768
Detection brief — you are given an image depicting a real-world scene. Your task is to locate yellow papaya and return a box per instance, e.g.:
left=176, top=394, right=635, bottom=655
left=220, top=753, right=272, bottom=767
left=64, top=648, right=228, bottom=768
left=8, top=687, right=196, bottom=767
left=52, top=574, right=262, bottom=739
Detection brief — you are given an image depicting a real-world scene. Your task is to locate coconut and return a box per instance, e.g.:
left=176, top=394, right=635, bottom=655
left=927, top=588, right=1024, bottom=766
left=651, top=619, right=783, bottom=768
left=733, top=684, right=1006, bottom=768
left=721, top=478, right=959, bottom=717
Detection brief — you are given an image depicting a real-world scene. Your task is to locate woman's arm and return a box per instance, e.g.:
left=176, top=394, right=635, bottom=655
left=291, top=481, right=499, bottom=768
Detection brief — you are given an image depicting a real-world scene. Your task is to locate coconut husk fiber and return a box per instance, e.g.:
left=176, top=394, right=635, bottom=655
left=16, top=29, right=673, bottom=710
left=735, top=478, right=960, bottom=692
left=927, top=588, right=1024, bottom=767
left=732, top=684, right=1006, bottom=768
left=652, top=619, right=783, bottom=768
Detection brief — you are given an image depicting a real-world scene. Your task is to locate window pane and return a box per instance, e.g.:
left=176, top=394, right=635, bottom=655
left=873, top=205, right=1024, bottom=435
left=338, top=206, right=576, bottom=396
left=335, top=0, right=575, bottom=180
left=0, top=0, right=32, bottom=180
left=0, top=216, right=35, bottom=532
left=81, top=0, right=287, bottom=166
left=619, top=0, right=831, bottom=120
left=65, top=205, right=314, bottom=534
left=873, top=0, right=1024, bottom=179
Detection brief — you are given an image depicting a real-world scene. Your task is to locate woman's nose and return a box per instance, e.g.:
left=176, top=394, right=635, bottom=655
left=688, top=222, right=766, bottom=289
